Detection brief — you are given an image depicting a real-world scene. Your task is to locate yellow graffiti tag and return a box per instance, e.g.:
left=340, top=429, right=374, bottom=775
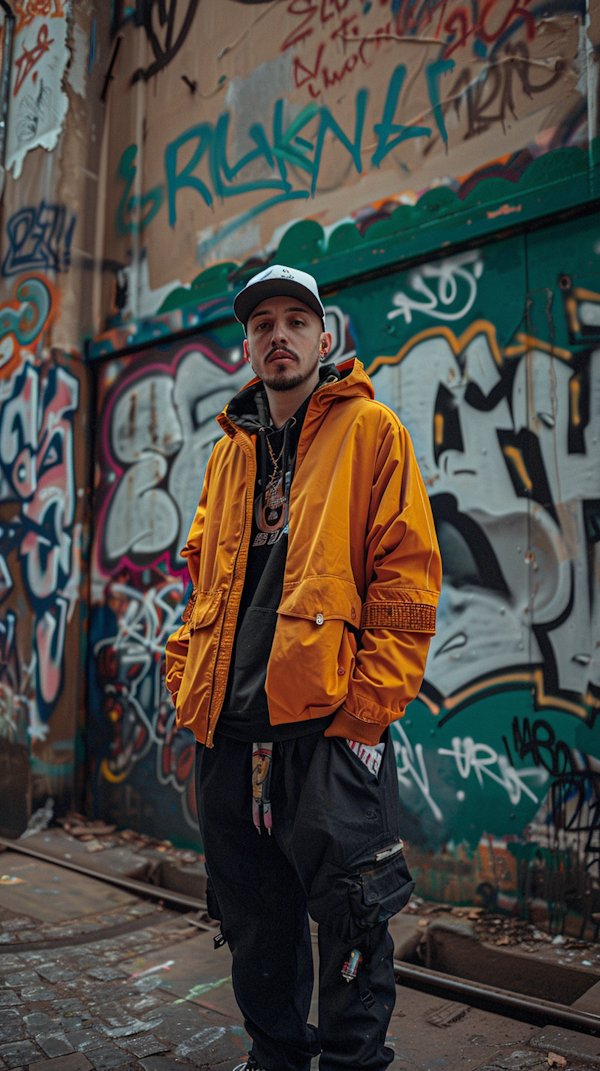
left=366, top=319, right=504, bottom=378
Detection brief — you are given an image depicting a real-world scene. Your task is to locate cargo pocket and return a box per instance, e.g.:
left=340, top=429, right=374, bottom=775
left=308, top=839, right=414, bottom=946
left=347, top=848, right=415, bottom=933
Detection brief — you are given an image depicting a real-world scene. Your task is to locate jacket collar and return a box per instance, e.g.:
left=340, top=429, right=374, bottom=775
left=217, top=357, right=373, bottom=439
left=311, top=357, right=374, bottom=407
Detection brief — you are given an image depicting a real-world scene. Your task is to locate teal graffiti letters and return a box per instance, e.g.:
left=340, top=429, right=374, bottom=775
left=310, top=88, right=368, bottom=196
left=272, top=99, right=321, bottom=179
left=165, top=124, right=214, bottom=227
left=165, top=90, right=369, bottom=228
left=271, top=94, right=367, bottom=196
left=127, top=63, right=462, bottom=234
left=212, top=112, right=289, bottom=198
left=116, top=145, right=164, bottom=235
left=372, top=65, right=432, bottom=167
left=425, top=58, right=456, bottom=145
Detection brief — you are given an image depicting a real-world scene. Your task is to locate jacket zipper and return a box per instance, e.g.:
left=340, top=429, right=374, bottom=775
left=204, top=429, right=256, bottom=748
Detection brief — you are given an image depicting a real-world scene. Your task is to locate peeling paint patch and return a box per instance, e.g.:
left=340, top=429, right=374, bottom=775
left=68, top=21, right=88, bottom=99
left=486, top=204, right=522, bottom=220
left=6, top=1, right=71, bottom=179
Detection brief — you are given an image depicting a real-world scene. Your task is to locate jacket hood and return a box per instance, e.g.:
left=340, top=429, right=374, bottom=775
left=218, top=357, right=373, bottom=437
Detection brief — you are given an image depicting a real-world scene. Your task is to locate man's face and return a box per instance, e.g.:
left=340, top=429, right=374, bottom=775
left=244, top=296, right=329, bottom=392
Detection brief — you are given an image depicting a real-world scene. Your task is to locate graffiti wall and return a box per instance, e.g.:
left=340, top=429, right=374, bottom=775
left=0, top=1, right=112, bottom=828
left=88, top=305, right=352, bottom=839
left=362, top=216, right=600, bottom=932
left=101, top=0, right=598, bottom=324
left=89, top=332, right=246, bottom=838
left=90, top=205, right=599, bottom=929
left=0, top=273, right=90, bottom=823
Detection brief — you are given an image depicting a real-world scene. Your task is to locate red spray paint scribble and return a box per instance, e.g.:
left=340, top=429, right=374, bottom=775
left=13, top=23, right=54, bottom=97
left=281, top=0, right=540, bottom=98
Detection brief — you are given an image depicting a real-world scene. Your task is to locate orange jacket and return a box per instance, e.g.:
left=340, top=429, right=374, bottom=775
left=165, top=358, right=441, bottom=747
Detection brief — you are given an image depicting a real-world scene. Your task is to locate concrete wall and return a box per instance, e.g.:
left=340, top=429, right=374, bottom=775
left=98, top=0, right=598, bottom=326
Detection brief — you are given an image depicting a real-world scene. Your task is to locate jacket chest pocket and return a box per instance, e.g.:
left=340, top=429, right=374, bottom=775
left=277, top=575, right=362, bottom=630
left=266, top=576, right=362, bottom=720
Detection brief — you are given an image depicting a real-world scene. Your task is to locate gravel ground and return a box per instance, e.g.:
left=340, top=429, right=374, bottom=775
left=405, top=898, right=600, bottom=973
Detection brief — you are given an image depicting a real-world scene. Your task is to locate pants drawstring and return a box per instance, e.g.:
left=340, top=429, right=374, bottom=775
left=252, top=742, right=273, bottom=834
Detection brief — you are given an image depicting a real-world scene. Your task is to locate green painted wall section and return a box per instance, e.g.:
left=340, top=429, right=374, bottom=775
left=347, top=209, right=599, bottom=928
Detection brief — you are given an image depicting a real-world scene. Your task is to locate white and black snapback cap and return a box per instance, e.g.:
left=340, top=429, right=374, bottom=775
left=233, top=264, right=326, bottom=330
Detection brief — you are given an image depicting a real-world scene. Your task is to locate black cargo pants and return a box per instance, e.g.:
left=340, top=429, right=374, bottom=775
left=195, top=729, right=413, bottom=1071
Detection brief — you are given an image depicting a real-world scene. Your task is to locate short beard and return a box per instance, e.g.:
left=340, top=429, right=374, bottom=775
left=250, top=344, right=320, bottom=393
left=262, top=368, right=309, bottom=392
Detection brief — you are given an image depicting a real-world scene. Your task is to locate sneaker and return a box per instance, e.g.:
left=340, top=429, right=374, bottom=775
left=232, top=1062, right=267, bottom=1071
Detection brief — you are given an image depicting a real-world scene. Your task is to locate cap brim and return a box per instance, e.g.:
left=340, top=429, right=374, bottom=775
left=234, top=279, right=325, bottom=328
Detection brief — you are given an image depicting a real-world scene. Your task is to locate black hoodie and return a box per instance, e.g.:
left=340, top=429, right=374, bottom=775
left=216, top=365, right=340, bottom=742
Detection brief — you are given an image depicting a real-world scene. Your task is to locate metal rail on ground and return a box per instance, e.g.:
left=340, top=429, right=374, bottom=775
left=394, top=961, right=600, bottom=1035
left=3, top=836, right=600, bottom=1036
left=0, top=835, right=210, bottom=920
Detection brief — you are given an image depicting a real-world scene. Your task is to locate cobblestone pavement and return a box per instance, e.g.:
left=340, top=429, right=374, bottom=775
left=0, top=850, right=597, bottom=1071
left=0, top=900, right=250, bottom=1070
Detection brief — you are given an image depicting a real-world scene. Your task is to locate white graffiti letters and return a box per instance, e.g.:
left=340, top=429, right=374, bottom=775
left=102, top=349, right=249, bottom=570
left=438, top=736, right=548, bottom=805
left=372, top=315, right=600, bottom=712
left=392, top=722, right=549, bottom=821
left=94, top=580, right=198, bottom=826
left=0, top=361, right=80, bottom=725
left=387, top=251, right=483, bottom=325
left=393, top=723, right=443, bottom=821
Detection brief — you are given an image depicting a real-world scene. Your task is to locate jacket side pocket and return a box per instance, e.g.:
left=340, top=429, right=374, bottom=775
left=174, top=591, right=223, bottom=730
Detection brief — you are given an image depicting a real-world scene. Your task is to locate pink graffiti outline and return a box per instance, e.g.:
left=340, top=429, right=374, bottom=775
left=95, top=340, right=246, bottom=581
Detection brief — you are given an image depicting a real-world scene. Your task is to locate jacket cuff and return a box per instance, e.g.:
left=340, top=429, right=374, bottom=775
left=324, top=707, right=385, bottom=745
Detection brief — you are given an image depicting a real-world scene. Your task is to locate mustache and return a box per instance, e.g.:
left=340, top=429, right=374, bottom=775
left=267, top=344, right=299, bottom=362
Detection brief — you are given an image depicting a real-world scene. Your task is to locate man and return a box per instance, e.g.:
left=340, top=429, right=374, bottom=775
left=166, top=265, right=441, bottom=1071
